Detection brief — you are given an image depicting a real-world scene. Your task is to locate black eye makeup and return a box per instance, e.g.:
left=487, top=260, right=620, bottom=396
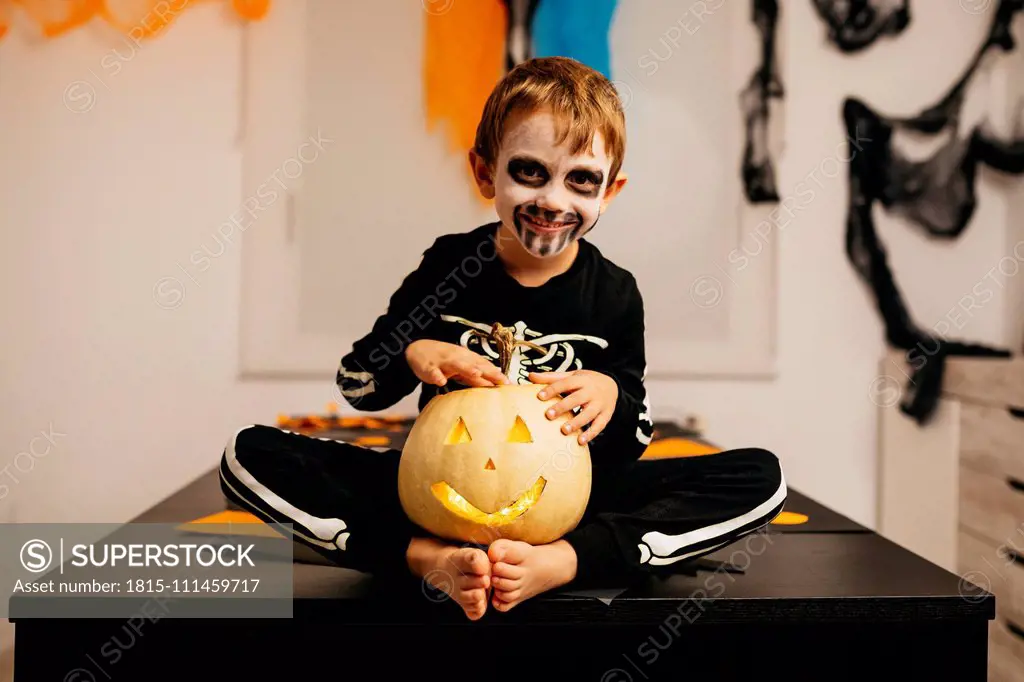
left=506, top=156, right=605, bottom=198
left=567, top=169, right=604, bottom=197
left=508, top=157, right=550, bottom=187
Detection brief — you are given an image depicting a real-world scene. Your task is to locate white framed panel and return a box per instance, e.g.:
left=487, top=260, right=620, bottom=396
left=239, top=0, right=779, bottom=380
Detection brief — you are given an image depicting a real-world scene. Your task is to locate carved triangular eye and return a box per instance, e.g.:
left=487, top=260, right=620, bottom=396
left=446, top=417, right=472, bottom=445
left=508, top=415, right=533, bottom=443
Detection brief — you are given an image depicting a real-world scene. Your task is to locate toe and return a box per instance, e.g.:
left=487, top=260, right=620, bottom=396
left=487, top=539, right=511, bottom=564
left=493, top=592, right=520, bottom=611
left=495, top=588, right=521, bottom=603
left=491, top=576, right=521, bottom=591
left=460, top=573, right=490, bottom=590
left=493, top=562, right=526, bottom=580
left=462, top=588, right=487, bottom=619
left=488, top=539, right=531, bottom=565
left=452, top=547, right=490, bottom=576
left=424, top=569, right=456, bottom=594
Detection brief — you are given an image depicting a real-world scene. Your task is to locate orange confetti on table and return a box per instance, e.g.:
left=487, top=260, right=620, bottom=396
left=771, top=511, right=809, bottom=526
left=177, top=510, right=284, bottom=538
left=188, top=510, right=262, bottom=525
left=355, top=436, right=390, bottom=447
left=641, top=438, right=721, bottom=459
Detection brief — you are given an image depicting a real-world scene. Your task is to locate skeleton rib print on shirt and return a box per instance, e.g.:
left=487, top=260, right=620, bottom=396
left=440, top=315, right=609, bottom=382
left=336, top=222, right=655, bottom=468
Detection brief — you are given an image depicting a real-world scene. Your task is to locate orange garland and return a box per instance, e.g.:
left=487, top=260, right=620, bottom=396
left=423, top=0, right=506, bottom=203
left=0, top=0, right=269, bottom=41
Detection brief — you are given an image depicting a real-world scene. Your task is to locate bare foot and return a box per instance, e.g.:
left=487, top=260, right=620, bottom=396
left=407, top=537, right=491, bottom=620
left=488, top=539, right=577, bottom=612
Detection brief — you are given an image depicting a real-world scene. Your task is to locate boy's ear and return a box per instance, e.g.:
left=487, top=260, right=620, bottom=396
left=468, top=149, right=496, bottom=200
left=601, top=171, right=628, bottom=210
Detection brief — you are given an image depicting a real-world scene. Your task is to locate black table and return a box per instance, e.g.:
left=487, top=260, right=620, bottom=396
left=12, top=467, right=993, bottom=681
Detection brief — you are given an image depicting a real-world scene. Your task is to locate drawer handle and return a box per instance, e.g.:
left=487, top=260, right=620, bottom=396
left=1008, top=620, right=1024, bottom=642
left=1007, top=477, right=1024, bottom=494
left=1004, top=546, right=1024, bottom=566
left=1011, top=407, right=1024, bottom=420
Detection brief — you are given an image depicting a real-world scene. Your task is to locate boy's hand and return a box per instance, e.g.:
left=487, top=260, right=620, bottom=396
left=406, top=340, right=510, bottom=388
left=529, top=370, right=618, bottom=445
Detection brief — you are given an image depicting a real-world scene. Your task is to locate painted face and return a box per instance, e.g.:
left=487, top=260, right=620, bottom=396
left=493, top=110, right=613, bottom=258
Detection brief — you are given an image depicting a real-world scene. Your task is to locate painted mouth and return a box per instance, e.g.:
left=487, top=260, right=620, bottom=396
left=519, top=212, right=578, bottom=233
left=430, top=477, right=547, bottom=526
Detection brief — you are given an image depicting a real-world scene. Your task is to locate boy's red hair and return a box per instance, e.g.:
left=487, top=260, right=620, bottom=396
left=473, top=57, right=627, bottom=184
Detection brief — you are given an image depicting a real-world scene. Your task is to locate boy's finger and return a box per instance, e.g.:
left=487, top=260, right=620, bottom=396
left=545, top=390, right=589, bottom=420
left=449, top=360, right=482, bottom=378
left=416, top=361, right=440, bottom=383
left=478, top=363, right=510, bottom=385
left=428, top=368, right=447, bottom=386
left=528, top=371, right=572, bottom=384
left=561, top=404, right=600, bottom=435
left=579, top=412, right=611, bottom=445
left=536, top=377, right=582, bottom=400
left=458, top=374, right=498, bottom=388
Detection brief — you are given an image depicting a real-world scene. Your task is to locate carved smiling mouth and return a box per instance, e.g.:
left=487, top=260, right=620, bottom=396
left=430, top=477, right=547, bottom=525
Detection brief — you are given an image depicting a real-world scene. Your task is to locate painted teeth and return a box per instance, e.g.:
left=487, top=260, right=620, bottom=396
left=530, top=217, right=570, bottom=228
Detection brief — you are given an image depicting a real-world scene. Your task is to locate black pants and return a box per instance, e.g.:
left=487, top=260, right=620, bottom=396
left=219, top=425, right=787, bottom=586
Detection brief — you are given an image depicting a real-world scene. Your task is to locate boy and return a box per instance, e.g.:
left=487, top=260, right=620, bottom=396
left=220, top=57, right=786, bottom=621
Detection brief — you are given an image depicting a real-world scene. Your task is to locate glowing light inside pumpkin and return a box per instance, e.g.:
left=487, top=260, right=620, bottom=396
left=445, top=417, right=472, bottom=445
left=507, top=415, right=533, bottom=443
left=430, top=477, right=547, bottom=526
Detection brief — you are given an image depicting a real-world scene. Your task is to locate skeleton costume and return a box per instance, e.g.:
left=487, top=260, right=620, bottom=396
left=220, top=224, right=786, bottom=585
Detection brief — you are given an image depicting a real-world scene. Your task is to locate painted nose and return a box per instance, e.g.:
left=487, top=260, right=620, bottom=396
left=484, top=458, right=496, bottom=471
left=534, top=186, right=572, bottom=215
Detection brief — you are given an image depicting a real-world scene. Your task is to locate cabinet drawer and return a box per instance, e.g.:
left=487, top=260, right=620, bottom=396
left=959, top=466, right=1024, bottom=546
left=1004, top=548, right=1024, bottom=626
left=961, top=403, right=1024, bottom=479
left=958, top=529, right=1013, bottom=611
left=993, top=619, right=1024, bottom=682
left=944, top=357, right=1024, bottom=407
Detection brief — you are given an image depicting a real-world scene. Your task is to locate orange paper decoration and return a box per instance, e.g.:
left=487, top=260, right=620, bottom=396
left=423, top=0, right=506, bottom=202
left=0, top=0, right=269, bottom=41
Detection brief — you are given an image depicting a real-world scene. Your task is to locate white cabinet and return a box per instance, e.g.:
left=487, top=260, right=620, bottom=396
left=878, top=351, right=1024, bottom=679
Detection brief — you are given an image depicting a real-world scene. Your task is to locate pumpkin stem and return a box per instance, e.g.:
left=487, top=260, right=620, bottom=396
left=487, top=323, right=545, bottom=377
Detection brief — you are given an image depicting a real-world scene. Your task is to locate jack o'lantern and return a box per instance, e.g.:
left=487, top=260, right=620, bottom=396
left=398, top=325, right=592, bottom=545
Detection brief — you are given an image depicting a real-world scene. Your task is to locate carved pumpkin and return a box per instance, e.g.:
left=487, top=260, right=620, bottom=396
left=398, top=383, right=592, bottom=545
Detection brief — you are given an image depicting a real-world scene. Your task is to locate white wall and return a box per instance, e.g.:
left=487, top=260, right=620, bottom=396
left=0, top=2, right=1020, bottom=547
left=0, top=8, right=332, bottom=528
left=644, top=0, right=1022, bottom=529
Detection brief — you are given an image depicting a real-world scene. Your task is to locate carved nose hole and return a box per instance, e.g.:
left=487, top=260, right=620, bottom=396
left=484, top=458, right=496, bottom=471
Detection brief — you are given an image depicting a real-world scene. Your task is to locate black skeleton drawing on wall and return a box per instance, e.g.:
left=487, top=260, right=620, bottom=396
left=812, top=0, right=911, bottom=53
left=741, top=0, right=784, bottom=204
left=842, top=0, right=1024, bottom=424
left=502, top=0, right=541, bottom=71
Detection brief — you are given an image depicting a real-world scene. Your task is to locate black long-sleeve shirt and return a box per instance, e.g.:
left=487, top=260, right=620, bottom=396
left=336, top=222, right=654, bottom=468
